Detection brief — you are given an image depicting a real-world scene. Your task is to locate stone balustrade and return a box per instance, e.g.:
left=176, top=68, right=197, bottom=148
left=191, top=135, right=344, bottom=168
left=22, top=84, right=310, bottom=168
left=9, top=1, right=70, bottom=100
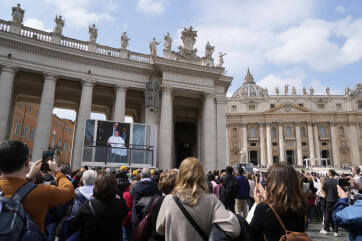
left=96, top=45, right=121, bottom=57
left=0, top=20, right=10, bottom=32
left=60, top=36, right=88, bottom=51
left=20, top=25, right=52, bottom=42
left=128, top=52, right=150, bottom=63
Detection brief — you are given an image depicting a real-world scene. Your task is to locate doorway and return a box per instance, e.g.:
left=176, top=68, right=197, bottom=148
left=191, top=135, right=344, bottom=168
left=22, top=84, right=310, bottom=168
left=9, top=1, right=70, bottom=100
left=249, top=150, right=258, bottom=166
left=174, top=122, right=197, bottom=168
left=321, top=150, right=330, bottom=166
left=286, top=150, right=295, bottom=165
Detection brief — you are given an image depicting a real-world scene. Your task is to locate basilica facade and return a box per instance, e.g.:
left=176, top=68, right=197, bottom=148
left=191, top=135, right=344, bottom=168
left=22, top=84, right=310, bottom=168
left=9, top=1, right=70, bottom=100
left=226, top=70, right=362, bottom=168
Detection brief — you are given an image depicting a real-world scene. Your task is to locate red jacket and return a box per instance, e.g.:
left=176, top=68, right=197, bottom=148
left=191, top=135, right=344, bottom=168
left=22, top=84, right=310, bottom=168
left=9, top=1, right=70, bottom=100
left=122, top=185, right=133, bottom=226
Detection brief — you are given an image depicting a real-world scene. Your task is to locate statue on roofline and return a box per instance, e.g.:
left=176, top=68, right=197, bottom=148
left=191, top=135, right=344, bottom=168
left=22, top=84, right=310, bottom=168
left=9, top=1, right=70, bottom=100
left=303, top=87, right=307, bottom=95
left=217, top=52, right=226, bottom=67
left=275, top=86, right=279, bottom=96
left=89, top=24, right=97, bottom=43
left=178, top=26, right=198, bottom=57
left=205, top=42, right=215, bottom=59
left=12, top=3, right=24, bottom=24
left=345, top=86, right=350, bottom=96
left=53, top=15, right=65, bottom=35
left=149, top=37, right=160, bottom=57
left=284, top=84, right=289, bottom=95
left=326, top=87, right=330, bottom=95
left=121, top=32, right=130, bottom=49
left=309, top=87, right=314, bottom=96
left=292, top=86, right=296, bottom=95
left=164, top=32, right=172, bottom=51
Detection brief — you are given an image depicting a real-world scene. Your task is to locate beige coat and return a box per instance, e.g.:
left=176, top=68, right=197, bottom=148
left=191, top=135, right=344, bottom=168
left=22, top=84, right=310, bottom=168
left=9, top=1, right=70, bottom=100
left=156, top=192, right=241, bottom=241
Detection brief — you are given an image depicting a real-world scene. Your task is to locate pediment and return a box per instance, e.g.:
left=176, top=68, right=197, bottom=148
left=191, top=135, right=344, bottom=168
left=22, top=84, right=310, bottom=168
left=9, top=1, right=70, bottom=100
left=265, top=103, right=312, bottom=114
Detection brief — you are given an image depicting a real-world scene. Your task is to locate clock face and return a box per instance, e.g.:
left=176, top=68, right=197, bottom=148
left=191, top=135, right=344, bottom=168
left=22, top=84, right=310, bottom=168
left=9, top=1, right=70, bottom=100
left=284, top=105, right=291, bottom=112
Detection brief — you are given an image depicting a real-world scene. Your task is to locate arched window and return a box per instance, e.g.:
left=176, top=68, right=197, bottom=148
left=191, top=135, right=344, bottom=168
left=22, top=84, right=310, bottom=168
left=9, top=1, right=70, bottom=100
left=271, top=127, right=277, bottom=138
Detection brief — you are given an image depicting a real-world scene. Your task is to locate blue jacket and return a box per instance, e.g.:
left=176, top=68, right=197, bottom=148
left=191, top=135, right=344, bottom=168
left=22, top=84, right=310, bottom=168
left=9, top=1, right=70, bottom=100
left=333, top=198, right=362, bottom=241
left=236, top=175, right=250, bottom=199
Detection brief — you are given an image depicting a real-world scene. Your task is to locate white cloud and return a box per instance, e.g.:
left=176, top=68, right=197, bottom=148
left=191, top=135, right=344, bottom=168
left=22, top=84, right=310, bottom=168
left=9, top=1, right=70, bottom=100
left=335, top=6, right=348, bottom=14
left=137, top=0, right=166, bottom=15
left=266, top=17, right=362, bottom=72
left=43, top=0, right=113, bottom=27
left=24, top=18, right=45, bottom=30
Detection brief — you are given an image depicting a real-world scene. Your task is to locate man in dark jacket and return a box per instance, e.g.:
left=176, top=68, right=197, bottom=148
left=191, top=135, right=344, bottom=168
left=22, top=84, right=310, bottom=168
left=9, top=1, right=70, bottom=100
left=219, top=166, right=238, bottom=213
left=321, top=169, right=339, bottom=236
left=131, top=168, right=161, bottom=226
left=235, top=168, right=250, bottom=218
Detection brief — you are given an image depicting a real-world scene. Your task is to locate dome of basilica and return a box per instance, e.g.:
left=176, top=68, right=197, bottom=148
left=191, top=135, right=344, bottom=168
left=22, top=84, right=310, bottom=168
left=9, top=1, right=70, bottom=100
left=232, top=69, right=267, bottom=98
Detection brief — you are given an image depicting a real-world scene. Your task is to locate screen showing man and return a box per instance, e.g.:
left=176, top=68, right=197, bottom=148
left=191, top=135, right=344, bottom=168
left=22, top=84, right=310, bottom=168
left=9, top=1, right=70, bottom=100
left=107, top=130, right=127, bottom=163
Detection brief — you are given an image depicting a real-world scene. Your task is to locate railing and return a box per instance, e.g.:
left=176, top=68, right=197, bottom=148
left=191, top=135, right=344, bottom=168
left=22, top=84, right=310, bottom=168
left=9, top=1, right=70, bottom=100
left=61, top=36, right=88, bottom=51
left=20, top=25, right=51, bottom=42
left=96, top=45, right=120, bottom=57
left=128, top=51, right=150, bottom=63
left=0, top=19, right=10, bottom=32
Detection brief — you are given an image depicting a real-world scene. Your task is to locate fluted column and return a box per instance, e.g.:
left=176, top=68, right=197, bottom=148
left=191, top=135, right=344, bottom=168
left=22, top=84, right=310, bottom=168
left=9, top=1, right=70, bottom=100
left=242, top=123, right=248, bottom=162
left=313, top=123, right=321, bottom=165
left=266, top=123, right=273, bottom=166
left=158, top=87, right=173, bottom=169
left=330, top=122, right=339, bottom=167
left=71, top=79, right=95, bottom=169
left=216, top=97, right=227, bottom=169
left=202, top=93, right=216, bottom=170
left=278, top=123, right=285, bottom=162
left=112, top=85, right=127, bottom=122
left=349, top=122, right=360, bottom=166
left=32, top=73, right=57, bottom=161
left=295, top=123, right=303, bottom=166
left=307, top=123, right=315, bottom=166
left=259, top=124, right=266, bottom=166
left=0, top=66, right=17, bottom=141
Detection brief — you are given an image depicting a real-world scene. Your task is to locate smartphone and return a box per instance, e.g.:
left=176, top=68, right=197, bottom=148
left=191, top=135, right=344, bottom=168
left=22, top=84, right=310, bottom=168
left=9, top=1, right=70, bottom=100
left=338, top=178, right=349, bottom=187
left=41, top=151, right=53, bottom=172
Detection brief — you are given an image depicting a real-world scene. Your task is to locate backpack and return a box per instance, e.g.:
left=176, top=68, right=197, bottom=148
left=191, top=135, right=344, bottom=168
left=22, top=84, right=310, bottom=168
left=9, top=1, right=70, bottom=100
left=0, top=182, right=47, bottom=241
left=226, top=177, right=239, bottom=198
left=265, top=204, right=313, bottom=241
left=132, top=195, right=161, bottom=241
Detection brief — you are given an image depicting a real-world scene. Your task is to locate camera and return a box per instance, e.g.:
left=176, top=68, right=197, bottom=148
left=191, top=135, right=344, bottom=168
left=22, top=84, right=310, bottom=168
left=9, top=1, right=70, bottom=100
left=41, top=151, right=54, bottom=172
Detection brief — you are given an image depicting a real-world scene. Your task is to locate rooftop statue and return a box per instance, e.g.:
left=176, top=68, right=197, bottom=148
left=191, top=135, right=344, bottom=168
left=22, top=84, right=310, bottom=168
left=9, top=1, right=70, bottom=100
left=284, top=84, right=289, bottom=95
left=164, top=32, right=172, bottom=51
left=217, top=52, right=226, bottom=67
left=292, top=86, right=296, bottom=96
left=149, top=37, right=160, bottom=57
left=89, top=24, right=98, bottom=43
left=275, top=87, right=279, bottom=96
left=12, top=3, right=24, bottom=24
left=345, top=86, right=350, bottom=96
left=303, top=87, right=307, bottom=96
left=121, top=32, right=130, bottom=49
left=53, top=15, right=65, bottom=35
left=205, top=42, right=215, bottom=59
left=309, top=87, right=314, bottom=96
left=326, top=87, right=330, bottom=95
left=178, top=26, right=198, bottom=57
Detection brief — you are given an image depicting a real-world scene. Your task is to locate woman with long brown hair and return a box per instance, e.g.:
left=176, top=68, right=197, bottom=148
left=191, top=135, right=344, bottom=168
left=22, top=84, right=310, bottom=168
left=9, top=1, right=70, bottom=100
left=250, top=163, right=308, bottom=241
left=156, top=157, right=240, bottom=241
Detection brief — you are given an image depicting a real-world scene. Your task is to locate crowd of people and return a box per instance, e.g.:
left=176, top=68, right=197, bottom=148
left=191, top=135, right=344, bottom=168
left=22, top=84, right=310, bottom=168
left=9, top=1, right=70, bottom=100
left=0, top=140, right=361, bottom=241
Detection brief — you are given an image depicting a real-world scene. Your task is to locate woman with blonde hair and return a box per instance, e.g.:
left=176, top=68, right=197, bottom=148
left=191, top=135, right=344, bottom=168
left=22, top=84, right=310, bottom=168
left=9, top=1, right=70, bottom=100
left=156, top=157, right=240, bottom=241
left=250, top=163, right=308, bottom=241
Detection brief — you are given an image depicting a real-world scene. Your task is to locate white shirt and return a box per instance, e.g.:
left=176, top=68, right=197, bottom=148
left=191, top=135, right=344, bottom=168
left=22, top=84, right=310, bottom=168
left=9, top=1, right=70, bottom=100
left=107, top=135, right=127, bottom=156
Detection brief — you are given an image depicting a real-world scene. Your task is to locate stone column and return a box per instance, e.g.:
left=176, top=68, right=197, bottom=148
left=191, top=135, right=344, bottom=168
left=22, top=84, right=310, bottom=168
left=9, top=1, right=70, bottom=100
left=216, top=97, right=227, bottom=169
left=259, top=124, right=266, bottom=167
left=0, top=66, right=17, bottom=141
left=349, top=122, right=360, bottom=166
left=330, top=122, right=339, bottom=167
left=158, top=87, right=173, bottom=169
left=242, top=123, right=248, bottom=162
left=71, top=79, right=95, bottom=169
left=295, top=123, right=303, bottom=166
left=266, top=123, right=273, bottom=166
left=32, top=73, right=57, bottom=161
left=112, top=85, right=127, bottom=122
left=278, top=123, right=285, bottom=162
left=313, top=123, right=321, bottom=165
left=307, top=123, right=316, bottom=166
left=202, top=93, right=216, bottom=170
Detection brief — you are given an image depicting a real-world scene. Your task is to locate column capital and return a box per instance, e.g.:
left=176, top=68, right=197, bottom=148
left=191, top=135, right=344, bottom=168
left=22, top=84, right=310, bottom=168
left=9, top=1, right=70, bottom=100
left=203, top=92, right=215, bottom=100
left=161, top=86, right=173, bottom=95
left=1, top=66, right=18, bottom=74
left=215, top=96, right=227, bottom=104
left=329, top=121, right=337, bottom=126
left=115, top=84, right=128, bottom=91
left=81, top=79, right=96, bottom=87
left=43, top=72, right=58, bottom=81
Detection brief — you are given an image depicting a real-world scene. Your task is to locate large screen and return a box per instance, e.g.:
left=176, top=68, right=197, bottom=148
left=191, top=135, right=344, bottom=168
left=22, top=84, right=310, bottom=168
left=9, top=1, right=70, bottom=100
left=81, top=120, right=157, bottom=167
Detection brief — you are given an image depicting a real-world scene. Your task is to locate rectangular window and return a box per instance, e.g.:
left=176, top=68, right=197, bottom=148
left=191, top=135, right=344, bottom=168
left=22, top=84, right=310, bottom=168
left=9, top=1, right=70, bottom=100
left=249, top=127, right=257, bottom=138
left=271, top=127, right=277, bottom=138
left=231, top=105, right=237, bottom=111
left=270, top=104, right=275, bottom=109
left=64, top=143, right=67, bottom=152
left=29, top=128, right=35, bottom=140
left=249, top=105, right=256, bottom=110
left=19, top=103, right=24, bottom=108
left=15, top=122, right=22, bottom=136
left=250, top=143, right=256, bottom=147
left=336, top=103, right=342, bottom=110
left=300, top=127, right=306, bottom=138
left=27, top=105, right=32, bottom=113
left=322, top=142, right=328, bottom=146
left=23, top=127, right=28, bottom=138
left=54, top=120, right=58, bottom=127
left=272, top=142, right=277, bottom=146
left=285, top=126, right=293, bottom=137
left=302, top=142, right=307, bottom=146
left=318, top=103, right=325, bottom=109
left=233, top=128, right=237, bottom=138
left=298, top=103, right=304, bottom=107
left=320, top=126, right=327, bottom=138
left=358, top=101, right=362, bottom=110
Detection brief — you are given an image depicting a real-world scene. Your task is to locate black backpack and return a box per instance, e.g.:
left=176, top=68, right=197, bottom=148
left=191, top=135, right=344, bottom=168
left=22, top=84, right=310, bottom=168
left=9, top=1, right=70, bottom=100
left=226, top=177, right=239, bottom=198
left=0, top=182, right=47, bottom=241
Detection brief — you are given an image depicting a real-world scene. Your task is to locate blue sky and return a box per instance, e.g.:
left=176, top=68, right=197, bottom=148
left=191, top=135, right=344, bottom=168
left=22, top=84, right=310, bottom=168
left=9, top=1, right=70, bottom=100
left=1, top=0, right=362, bottom=119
